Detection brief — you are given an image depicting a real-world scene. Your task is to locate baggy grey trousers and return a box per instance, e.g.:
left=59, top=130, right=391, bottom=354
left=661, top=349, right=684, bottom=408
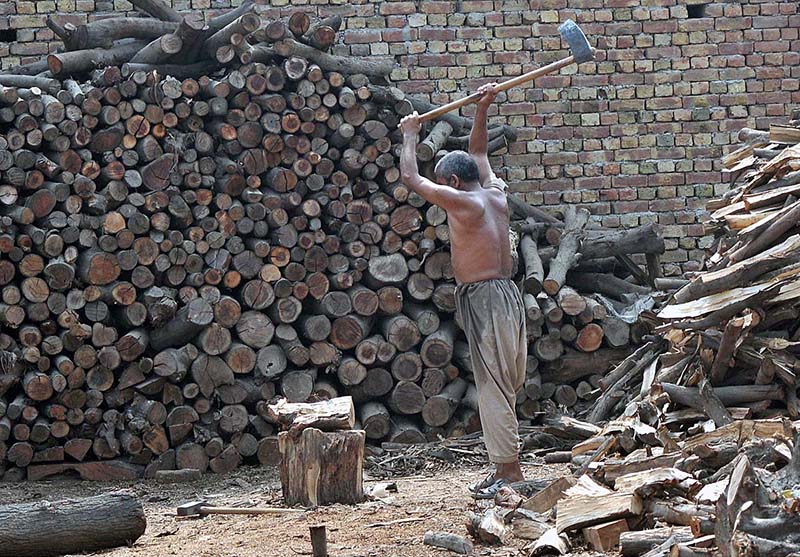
left=455, top=278, right=527, bottom=463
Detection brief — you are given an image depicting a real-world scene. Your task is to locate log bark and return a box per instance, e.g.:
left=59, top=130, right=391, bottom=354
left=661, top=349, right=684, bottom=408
left=620, top=528, right=695, bottom=557
left=279, top=428, right=365, bottom=506
left=521, top=234, right=544, bottom=295
left=61, top=18, right=178, bottom=50
left=48, top=42, right=148, bottom=77
left=150, top=298, right=213, bottom=351
left=659, top=383, right=784, bottom=409
left=0, top=491, right=146, bottom=557
left=129, top=0, right=181, bottom=22
left=422, top=377, right=467, bottom=427
left=544, top=206, right=589, bottom=295
left=423, top=532, right=474, bottom=555
left=273, top=39, right=394, bottom=77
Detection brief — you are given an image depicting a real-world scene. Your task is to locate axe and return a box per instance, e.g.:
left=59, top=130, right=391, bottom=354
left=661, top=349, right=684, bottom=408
left=418, top=20, right=595, bottom=122
left=176, top=500, right=304, bottom=518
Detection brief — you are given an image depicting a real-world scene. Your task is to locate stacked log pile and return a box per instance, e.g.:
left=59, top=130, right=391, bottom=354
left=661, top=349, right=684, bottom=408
left=0, top=0, right=664, bottom=480
left=509, top=204, right=666, bottom=420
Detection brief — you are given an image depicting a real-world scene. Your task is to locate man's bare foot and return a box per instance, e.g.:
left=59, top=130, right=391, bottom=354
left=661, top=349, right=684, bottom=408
left=495, top=460, right=524, bottom=483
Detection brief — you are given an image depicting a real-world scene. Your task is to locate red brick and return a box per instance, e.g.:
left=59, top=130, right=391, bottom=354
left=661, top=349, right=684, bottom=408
left=575, top=177, right=610, bottom=190
left=643, top=20, right=678, bottom=33
left=499, top=102, right=535, bottom=115
left=461, top=1, right=494, bottom=11
left=647, top=173, right=685, bottom=186
left=542, top=152, right=578, bottom=165
left=344, top=30, right=382, bottom=44
left=686, top=172, right=722, bottom=184
left=610, top=99, right=645, bottom=112
left=379, top=2, right=416, bottom=15
left=382, top=28, right=416, bottom=41
left=420, top=1, right=454, bottom=14
left=756, top=40, right=790, bottom=52
left=716, top=17, right=752, bottom=31
left=572, top=75, right=610, bottom=87
left=646, top=98, right=682, bottom=110
left=494, top=25, right=532, bottom=38
left=575, top=126, right=612, bottom=139
left=615, top=200, right=650, bottom=212
left=458, top=28, right=491, bottom=39
left=397, top=81, right=435, bottom=94
left=418, top=28, right=456, bottom=40
left=650, top=198, right=686, bottom=212
left=494, top=51, right=531, bottom=64
left=612, top=176, right=644, bottom=188
left=418, top=53, right=456, bottom=66
left=537, top=127, right=574, bottom=140
left=682, top=44, right=719, bottom=57
left=485, top=12, right=504, bottom=26
left=568, top=0, right=603, bottom=7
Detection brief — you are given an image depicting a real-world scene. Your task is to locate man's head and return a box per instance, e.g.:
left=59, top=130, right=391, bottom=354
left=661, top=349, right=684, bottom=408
left=434, top=150, right=480, bottom=189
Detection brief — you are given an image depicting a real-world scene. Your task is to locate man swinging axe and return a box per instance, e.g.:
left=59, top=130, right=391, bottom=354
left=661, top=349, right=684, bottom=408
left=398, top=19, right=595, bottom=498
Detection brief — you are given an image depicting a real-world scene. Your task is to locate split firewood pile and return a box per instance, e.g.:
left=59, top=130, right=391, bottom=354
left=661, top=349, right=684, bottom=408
left=651, top=120, right=800, bottom=422
left=0, top=0, right=664, bottom=480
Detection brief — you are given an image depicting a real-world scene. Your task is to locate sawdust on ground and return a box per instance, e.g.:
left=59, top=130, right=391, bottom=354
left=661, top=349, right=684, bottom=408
left=0, top=461, right=587, bottom=557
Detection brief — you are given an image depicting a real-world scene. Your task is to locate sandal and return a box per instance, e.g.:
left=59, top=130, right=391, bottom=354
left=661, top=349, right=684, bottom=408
left=469, top=471, right=497, bottom=493
left=472, top=478, right=507, bottom=500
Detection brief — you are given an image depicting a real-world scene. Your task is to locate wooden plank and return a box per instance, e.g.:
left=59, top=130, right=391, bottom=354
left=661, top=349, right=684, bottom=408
left=613, top=467, right=700, bottom=497
left=583, top=519, right=629, bottom=552
left=521, top=476, right=576, bottom=513
left=564, top=475, right=613, bottom=497
left=556, top=492, right=642, bottom=533
left=601, top=453, right=681, bottom=484
left=683, top=418, right=794, bottom=451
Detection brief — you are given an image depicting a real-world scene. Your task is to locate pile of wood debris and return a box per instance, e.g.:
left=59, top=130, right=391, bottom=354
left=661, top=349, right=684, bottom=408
left=436, top=417, right=800, bottom=557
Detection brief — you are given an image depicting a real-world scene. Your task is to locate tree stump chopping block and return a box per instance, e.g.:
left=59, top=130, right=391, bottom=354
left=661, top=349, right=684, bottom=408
left=279, top=428, right=365, bottom=507
left=0, top=491, right=146, bottom=557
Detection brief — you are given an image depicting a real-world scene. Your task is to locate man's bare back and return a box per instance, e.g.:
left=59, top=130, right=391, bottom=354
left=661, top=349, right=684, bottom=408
left=447, top=183, right=513, bottom=284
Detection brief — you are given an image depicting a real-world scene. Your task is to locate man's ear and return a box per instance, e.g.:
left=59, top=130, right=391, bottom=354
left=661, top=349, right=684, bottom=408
left=449, top=175, right=460, bottom=190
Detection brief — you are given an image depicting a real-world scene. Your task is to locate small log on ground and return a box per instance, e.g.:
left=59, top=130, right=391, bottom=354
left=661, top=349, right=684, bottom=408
left=0, top=491, right=146, bottom=557
left=423, top=532, right=474, bottom=555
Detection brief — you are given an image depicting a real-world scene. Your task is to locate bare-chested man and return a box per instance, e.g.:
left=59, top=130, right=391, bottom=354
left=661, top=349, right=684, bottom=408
left=399, top=84, right=527, bottom=495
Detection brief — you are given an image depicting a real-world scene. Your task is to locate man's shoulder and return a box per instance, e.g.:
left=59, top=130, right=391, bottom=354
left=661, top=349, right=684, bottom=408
left=483, top=175, right=508, bottom=191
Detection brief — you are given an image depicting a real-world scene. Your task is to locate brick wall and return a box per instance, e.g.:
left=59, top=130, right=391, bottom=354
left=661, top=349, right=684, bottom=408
left=1, top=0, right=799, bottom=274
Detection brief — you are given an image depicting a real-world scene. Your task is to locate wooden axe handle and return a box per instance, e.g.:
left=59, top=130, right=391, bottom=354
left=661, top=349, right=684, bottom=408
left=200, top=506, right=304, bottom=515
left=419, top=54, right=578, bottom=123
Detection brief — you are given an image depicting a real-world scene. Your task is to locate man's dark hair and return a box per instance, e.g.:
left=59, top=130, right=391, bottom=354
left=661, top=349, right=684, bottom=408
left=434, top=150, right=480, bottom=183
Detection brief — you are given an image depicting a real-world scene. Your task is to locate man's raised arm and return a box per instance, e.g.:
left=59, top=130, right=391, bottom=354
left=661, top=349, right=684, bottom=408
left=469, top=83, right=499, bottom=186
left=399, top=112, right=464, bottom=210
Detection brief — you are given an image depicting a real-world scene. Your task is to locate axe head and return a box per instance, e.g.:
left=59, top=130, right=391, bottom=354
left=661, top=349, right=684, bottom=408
left=177, top=500, right=208, bottom=517
left=558, top=19, right=594, bottom=64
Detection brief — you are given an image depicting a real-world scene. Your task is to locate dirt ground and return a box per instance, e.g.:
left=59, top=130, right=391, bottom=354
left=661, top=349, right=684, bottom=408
left=0, top=458, right=584, bottom=557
